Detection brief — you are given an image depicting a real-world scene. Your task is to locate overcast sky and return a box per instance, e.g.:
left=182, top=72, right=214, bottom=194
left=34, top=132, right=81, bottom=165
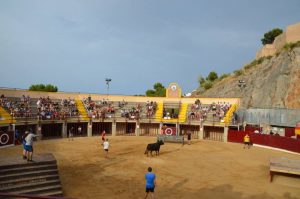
left=0, top=0, right=299, bottom=95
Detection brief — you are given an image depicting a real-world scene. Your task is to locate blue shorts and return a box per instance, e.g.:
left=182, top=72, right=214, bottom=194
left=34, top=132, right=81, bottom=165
left=146, top=186, right=155, bottom=193
left=25, top=145, right=33, bottom=152
left=22, top=142, right=26, bottom=149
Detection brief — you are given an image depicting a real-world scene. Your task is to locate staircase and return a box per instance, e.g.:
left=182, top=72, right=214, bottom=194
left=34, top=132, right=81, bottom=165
left=0, top=106, right=15, bottom=125
left=155, top=102, right=163, bottom=122
left=75, top=100, right=89, bottom=121
left=178, top=103, right=188, bottom=123
left=222, top=104, right=238, bottom=125
left=0, top=153, right=63, bottom=197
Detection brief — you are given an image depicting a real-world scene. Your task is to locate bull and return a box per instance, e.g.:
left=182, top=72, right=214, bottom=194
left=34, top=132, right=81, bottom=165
left=144, top=140, right=164, bottom=156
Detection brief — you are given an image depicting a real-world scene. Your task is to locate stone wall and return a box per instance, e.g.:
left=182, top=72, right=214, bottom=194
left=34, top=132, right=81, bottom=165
left=256, top=22, right=300, bottom=59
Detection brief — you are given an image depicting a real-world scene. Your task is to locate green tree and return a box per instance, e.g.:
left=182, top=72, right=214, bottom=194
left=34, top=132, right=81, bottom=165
left=206, top=71, right=218, bottom=82
left=145, top=82, right=166, bottom=97
left=198, top=75, right=206, bottom=87
left=202, top=81, right=213, bottom=90
left=29, top=84, right=58, bottom=92
left=261, top=28, right=283, bottom=45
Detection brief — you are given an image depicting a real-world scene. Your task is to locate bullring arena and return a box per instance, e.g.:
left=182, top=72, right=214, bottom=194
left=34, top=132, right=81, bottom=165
left=1, top=87, right=300, bottom=199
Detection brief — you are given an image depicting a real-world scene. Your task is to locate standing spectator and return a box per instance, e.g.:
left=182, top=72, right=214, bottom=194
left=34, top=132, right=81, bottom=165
left=187, top=131, right=192, bottom=145
left=103, top=138, right=110, bottom=158
left=144, top=167, right=156, bottom=199
left=25, top=131, right=39, bottom=162
left=21, top=131, right=29, bottom=159
left=78, top=126, right=82, bottom=136
left=243, top=134, right=250, bottom=149
left=101, top=130, right=106, bottom=143
left=69, top=127, right=74, bottom=141
left=15, top=129, right=20, bottom=145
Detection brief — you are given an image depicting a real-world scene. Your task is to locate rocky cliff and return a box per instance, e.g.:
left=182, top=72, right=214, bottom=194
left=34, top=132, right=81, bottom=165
left=196, top=47, right=300, bottom=109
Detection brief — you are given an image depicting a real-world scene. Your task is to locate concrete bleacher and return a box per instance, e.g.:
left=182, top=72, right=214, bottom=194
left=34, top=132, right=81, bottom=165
left=0, top=88, right=240, bottom=125
left=0, top=153, right=63, bottom=197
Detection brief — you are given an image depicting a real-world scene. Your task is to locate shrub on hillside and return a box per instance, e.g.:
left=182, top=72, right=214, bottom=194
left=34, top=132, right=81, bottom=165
left=218, top=73, right=230, bottom=81
left=283, top=41, right=300, bottom=51
left=234, top=69, right=243, bottom=76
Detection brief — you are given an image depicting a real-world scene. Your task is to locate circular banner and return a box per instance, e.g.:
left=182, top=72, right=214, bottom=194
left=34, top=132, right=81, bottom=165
left=165, top=128, right=173, bottom=136
left=0, top=133, right=9, bottom=145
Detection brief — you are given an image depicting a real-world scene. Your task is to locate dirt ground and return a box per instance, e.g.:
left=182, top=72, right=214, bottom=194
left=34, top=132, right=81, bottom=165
left=1, top=136, right=300, bottom=199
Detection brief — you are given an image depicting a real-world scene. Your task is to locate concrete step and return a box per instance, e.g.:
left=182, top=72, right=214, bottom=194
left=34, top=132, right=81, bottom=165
left=14, top=184, right=62, bottom=195
left=0, top=179, right=61, bottom=192
left=0, top=160, right=57, bottom=170
left=0, top=164, right=57, bottom=175
left=0, top=169, right=58, bottom=182
left=0, top=174, right=60, bottom=187
left=38, top=190, right=63, bottom=197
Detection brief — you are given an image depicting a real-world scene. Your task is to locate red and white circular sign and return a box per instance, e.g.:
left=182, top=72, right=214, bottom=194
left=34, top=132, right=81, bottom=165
left=0, top=133, right=9, bottom=145
left=165, top=128, right=173, bottom=135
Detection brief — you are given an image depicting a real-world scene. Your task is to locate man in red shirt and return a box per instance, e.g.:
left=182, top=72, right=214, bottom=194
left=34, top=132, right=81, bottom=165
left=101, top=130, right=106, bottom=143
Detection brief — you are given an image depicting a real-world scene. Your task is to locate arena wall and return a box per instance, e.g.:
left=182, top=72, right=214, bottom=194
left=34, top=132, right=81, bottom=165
left=0, top=88, right=240, bottom=105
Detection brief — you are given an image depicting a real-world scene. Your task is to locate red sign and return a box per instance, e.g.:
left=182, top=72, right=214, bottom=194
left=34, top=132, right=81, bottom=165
left=162, top=127, right=176, bottom=136
left=0, top=131, right=14, bottom=147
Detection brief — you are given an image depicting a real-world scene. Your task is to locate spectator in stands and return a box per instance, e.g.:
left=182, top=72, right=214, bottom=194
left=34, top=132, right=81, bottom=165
left=243, top=134, right=250, bottom=149
left=25, top=131, right=39, bottom=162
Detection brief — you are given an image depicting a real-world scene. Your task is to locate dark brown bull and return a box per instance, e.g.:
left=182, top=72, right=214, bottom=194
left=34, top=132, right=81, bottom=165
left=144, top=140, right=164, bottom=156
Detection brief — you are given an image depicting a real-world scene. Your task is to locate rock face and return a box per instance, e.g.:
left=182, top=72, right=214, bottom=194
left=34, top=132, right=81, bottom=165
left=198, top=47, right=300, bottom=109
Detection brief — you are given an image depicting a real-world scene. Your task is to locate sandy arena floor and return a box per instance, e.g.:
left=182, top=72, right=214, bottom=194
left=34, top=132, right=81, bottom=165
left=1, top=136, right=300, bottom=199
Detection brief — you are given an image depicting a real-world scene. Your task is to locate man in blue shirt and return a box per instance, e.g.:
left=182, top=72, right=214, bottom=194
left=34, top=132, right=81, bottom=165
left=145, top=167, right=156, bottom=199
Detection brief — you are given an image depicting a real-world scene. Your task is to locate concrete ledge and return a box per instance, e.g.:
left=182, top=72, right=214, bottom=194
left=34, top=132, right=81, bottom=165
left=253, top=144, right=300, bottom=155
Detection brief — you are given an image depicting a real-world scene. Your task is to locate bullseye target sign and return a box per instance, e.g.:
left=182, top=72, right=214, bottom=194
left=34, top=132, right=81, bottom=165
left=163, top=127, right=176, bottom=136
left=0, top=131, right=14, bottom=147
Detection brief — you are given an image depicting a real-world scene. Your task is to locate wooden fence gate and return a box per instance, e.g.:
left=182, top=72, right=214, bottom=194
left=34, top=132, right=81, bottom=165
left=204, top=126, right=224, bottom=141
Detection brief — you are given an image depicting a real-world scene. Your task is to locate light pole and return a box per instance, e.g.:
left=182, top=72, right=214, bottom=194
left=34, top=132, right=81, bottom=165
left=105, top=78, right=112, bottom=95
left=238, top=79, right=246, bottom=90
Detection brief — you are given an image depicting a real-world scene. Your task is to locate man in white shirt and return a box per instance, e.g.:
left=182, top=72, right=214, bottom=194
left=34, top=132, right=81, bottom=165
left=25, top=132, right=39, bottom=162
left=103, top=139, right=110, bottom=158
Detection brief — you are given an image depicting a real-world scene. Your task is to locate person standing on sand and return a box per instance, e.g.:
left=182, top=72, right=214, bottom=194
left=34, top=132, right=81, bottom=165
left=78, top=126, right=82, bottom=136
left=21, top=130, right=29, bottom=159
left=25, top=131, right=39, bottom=162
left=69, top=127, right=74, bottom=141
left=144, top=167, right=156, bottom=199
left=103, top=138, right=110, bottom=158
left=244, top=134, right=250, bottom=149
left=187, top=131, right=192, bottom=145
left=101, top=130, right=106, bottom=143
